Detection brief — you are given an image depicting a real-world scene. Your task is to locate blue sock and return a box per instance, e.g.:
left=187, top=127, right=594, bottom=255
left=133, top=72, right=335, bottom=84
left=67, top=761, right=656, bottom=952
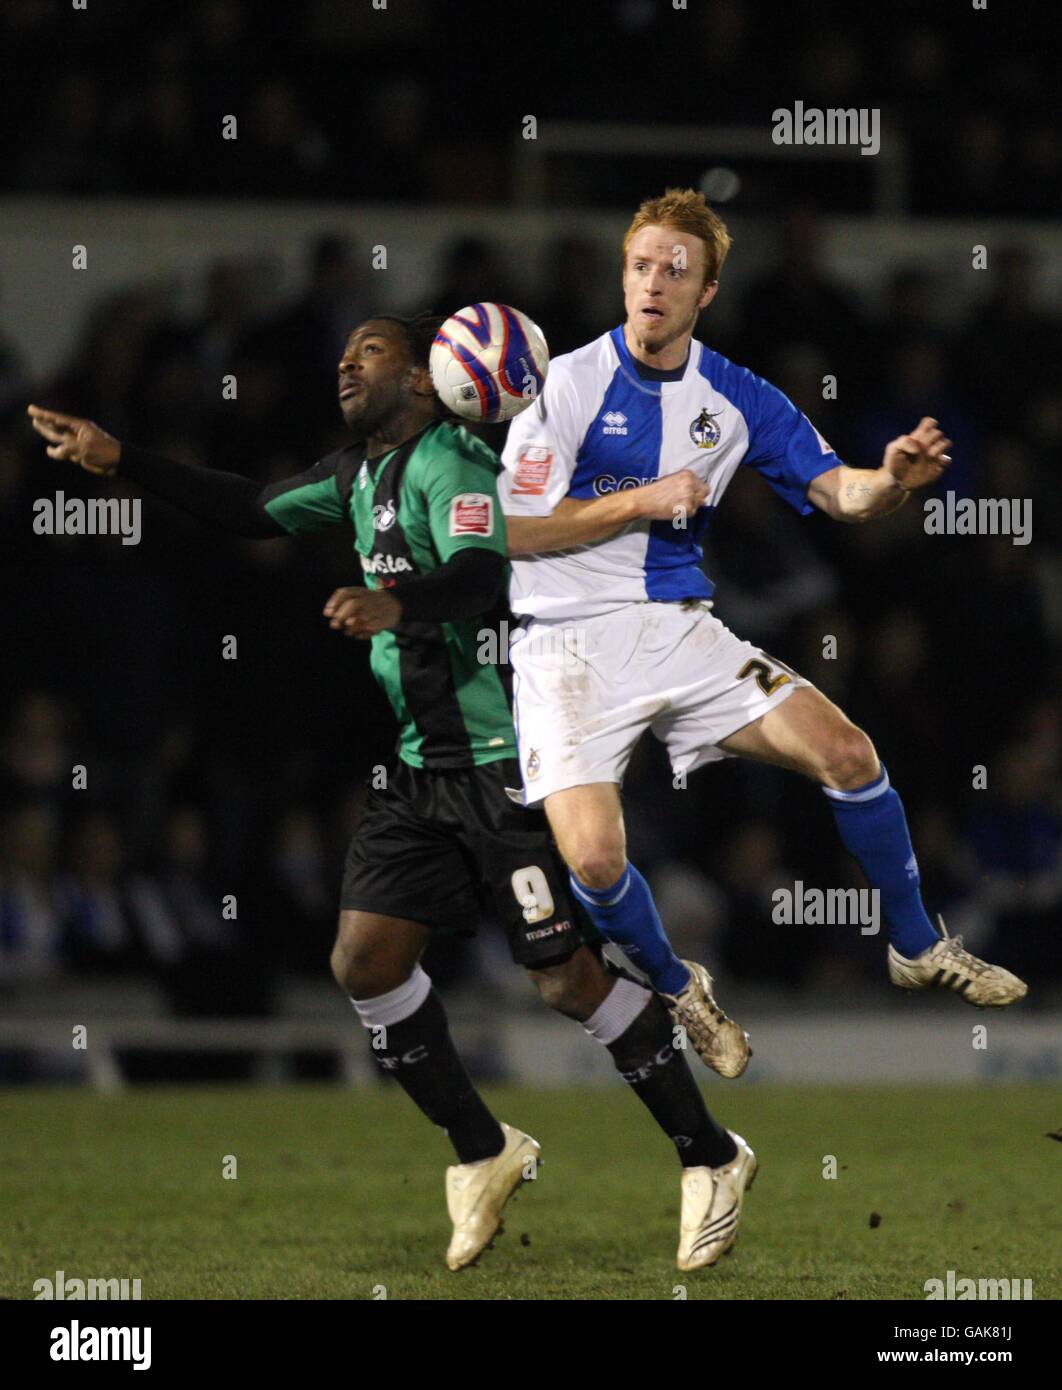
left=569, top=864, right=690, bottom=995
left=823, top=765, right=939, bottom=958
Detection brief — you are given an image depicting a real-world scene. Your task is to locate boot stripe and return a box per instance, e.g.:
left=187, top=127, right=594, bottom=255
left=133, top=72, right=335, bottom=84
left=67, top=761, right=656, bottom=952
left=690, top=1218, right=737, bottom=1255
left=691, top=1219, right=737, bottom=1251
left=693, top=1201, right=738, bottom=1240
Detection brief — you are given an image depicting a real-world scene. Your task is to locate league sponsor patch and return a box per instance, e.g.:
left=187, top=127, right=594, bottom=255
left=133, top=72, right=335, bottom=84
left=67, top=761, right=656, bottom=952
left=511, top=446, right=553, bottom=495
left=449, top=493, right=493, bottom=536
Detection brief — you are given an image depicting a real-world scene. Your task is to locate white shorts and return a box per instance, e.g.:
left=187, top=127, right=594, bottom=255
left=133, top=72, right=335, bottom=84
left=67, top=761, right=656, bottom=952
left=509, top=600, right=807, bottom=806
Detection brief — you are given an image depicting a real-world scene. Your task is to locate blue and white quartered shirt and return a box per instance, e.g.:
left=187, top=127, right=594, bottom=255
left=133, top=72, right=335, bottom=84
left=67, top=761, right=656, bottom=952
left=499, top=325, right=842, bottom=620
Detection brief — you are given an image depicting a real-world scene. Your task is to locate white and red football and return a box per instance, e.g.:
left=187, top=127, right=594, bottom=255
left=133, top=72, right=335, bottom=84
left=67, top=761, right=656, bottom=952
left=430, top=302, right=549, bottom=423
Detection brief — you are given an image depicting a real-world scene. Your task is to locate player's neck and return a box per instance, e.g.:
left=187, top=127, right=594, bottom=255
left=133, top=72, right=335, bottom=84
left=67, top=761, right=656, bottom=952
left=364, top=407, right=438, bottom=460
left=622, top=321, right=692, bottom=373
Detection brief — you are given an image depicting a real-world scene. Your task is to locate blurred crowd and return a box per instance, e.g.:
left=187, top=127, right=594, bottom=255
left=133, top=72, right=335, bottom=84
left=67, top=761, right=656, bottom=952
left=1, top=0, right=1058, bottom=214
left=1, top=206, right=1060, bottom=1014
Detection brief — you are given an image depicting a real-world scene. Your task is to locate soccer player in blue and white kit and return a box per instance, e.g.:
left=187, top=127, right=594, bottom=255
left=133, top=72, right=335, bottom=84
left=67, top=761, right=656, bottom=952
left=500, top=189, right=1027, bottom=1110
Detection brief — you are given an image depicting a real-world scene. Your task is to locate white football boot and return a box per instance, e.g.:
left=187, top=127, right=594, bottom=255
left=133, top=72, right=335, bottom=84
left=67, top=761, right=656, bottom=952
left=888, top=918, right=1028, bottom=1007
left=445, top=1122, right=540, bottom=1271
left=677, top=1130, right=758, bottom=1272
left=662, top=960, right=752, bottom=1079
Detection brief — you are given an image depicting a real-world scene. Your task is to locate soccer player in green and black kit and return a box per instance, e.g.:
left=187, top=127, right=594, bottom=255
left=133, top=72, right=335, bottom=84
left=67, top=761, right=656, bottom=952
left=29, top=315, right=744, bottom=1273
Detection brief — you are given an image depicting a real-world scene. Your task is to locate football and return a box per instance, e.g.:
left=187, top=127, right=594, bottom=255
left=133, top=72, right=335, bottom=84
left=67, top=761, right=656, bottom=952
left=430, top=302, right=549, bottom=422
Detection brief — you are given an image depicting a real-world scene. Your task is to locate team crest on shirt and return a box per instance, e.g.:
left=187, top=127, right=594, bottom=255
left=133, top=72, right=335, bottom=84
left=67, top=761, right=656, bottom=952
left=690, top=408, right=724, bottom=449
left=373, top=499, right=397, bottom=531
left=526, top=748, right=541, bottom=779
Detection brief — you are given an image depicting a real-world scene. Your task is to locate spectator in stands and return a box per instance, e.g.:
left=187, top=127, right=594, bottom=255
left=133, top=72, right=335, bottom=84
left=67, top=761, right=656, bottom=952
left=231, top=80, right=335, bottom=197
left=0, top=694, right=72, bottom=811
left=130, top=806, right=273, bottom=1016
left=60, top=812, right=146, bottom=973
left=965, top=735, right=1062, bottom=986
left=15, top=70, right=120, bottom=195
left=264, top=235, right=367, bottom=436
left=0, top=805, right=64, bottom=983
left=259, top=808, right=334, bottom=974
left=714, top=823, right=820, bottom=988
left=115, top=75, right=200, bottom=196
left=702, top=467, right=838, bottom=651
left=737, top=207, right=868, bottom=385
left=529, top=235, right=608, bottom=358
left=961, top=248, right=1060, bottom=430
left=431, top=236, right=522, bottom=322
left=0, top=276, right=29, bottom=423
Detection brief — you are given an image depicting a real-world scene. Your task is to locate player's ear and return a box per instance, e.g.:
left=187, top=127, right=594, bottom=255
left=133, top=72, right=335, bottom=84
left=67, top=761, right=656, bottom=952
left=699, top=281, right=719, bottom=311
left=409, top=363, right=436, bottom=400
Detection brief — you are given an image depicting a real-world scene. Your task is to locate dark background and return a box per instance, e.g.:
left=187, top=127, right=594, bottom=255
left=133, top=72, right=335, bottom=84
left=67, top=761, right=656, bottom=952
left=1, top=0, right=1059, bottom=1035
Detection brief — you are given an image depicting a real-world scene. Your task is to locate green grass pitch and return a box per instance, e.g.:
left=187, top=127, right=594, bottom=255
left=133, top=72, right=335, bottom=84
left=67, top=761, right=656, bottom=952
left=3, top=1084, right=1059, bottom=1300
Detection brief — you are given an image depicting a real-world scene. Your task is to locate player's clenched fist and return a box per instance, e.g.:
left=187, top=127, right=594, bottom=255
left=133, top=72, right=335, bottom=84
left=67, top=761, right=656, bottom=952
left=635, top=468, right=710, bottom=523
left=323, top=586, right=403, bottom=639
left=27, top=405, right=121, bottom=476
left=882, top=416, right=952, bottom=493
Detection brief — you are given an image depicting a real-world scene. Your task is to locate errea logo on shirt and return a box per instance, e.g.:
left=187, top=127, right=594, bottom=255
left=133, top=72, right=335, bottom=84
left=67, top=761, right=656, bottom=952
left=602, top=411, right=628, bottom=436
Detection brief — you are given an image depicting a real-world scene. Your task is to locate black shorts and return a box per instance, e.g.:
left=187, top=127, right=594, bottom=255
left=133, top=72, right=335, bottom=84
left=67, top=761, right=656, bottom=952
left=340, top=757, right=599, bottom=967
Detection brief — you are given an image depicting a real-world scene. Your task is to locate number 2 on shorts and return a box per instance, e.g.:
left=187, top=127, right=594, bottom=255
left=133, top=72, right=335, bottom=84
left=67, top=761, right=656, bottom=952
left=737, top=654, right=794, bottom=696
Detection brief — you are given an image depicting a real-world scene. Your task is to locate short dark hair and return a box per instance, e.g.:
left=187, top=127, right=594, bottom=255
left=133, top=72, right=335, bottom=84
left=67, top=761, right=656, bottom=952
left=367, top=311, right=456, bottom=418
left=368, top=311, right=446, bottom=370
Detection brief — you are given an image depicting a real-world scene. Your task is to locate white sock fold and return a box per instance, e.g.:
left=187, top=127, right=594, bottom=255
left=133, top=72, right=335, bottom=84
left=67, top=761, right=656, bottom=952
left=582, top=977, right=652, bottom=1046
left=350, top=964, right=432, bottom=1028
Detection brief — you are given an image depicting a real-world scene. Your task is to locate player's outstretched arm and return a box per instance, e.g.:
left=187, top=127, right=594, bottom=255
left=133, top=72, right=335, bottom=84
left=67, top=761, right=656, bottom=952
left=28, top=403, right=286, bottom=539
left=505, top=469, right=709, bottom=555
left=807, top=416, right=952, bottom=523
left=28, top=404, right=121, bottom=475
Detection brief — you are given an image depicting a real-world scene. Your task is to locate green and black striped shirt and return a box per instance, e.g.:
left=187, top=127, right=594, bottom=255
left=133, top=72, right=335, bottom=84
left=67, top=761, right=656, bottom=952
left=259, top=421, right=516, bottom=770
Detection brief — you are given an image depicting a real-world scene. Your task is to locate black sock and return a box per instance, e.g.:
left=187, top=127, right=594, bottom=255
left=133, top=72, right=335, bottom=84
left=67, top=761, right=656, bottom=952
left=369, top=988, right=505, bottom=1164
left=607, top=995, right=738, bottom=1168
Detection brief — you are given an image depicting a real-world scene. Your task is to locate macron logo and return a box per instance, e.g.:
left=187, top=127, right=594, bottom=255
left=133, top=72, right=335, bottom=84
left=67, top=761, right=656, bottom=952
left=602, top=411, right=628, bottom=436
